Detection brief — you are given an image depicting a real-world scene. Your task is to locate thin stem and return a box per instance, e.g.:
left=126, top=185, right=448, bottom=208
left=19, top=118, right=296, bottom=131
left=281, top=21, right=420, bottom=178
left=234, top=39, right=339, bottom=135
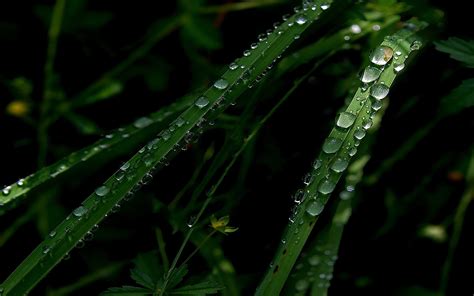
left=181, top=230, right=217, bottom=266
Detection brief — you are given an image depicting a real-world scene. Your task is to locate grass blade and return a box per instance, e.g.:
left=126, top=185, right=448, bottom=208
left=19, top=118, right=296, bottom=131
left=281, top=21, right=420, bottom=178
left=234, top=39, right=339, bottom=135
left=255, top=21, right=426, bottom=295
left=0, top=2, right=334, bottom=294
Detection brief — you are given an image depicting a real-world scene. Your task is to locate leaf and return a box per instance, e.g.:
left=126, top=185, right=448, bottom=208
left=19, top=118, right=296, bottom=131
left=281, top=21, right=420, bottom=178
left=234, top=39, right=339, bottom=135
left=170, top=281, right=223, bottom=295
left=65, top=112, right=101, bottom=135
left=131, top=252, right=164, bottom=289
left=101, top=285, right=152, bottom=296
left=435, top=37, right=474, bottom=68
left=438, top=78, right=474, bottom=118
left=168, top=264, right=189, bottom=290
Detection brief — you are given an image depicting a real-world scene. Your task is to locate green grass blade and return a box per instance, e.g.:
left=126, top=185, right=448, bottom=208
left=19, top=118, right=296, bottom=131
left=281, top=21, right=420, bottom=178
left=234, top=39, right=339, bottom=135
left=255, top=21, right=427, bottom=295
left=0, top=96, right=192, bottom=215
left=0, top=2, right=334, bottom=294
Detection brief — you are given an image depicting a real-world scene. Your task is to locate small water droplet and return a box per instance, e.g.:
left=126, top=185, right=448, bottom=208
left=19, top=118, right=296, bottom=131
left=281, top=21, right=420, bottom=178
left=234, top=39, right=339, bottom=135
left=17, top=179, right=25, bottom=187
left=306, top=200, right=325, bottom=216
left=343, top=35, right=350, bottom=41
left=295, top=279, right=309, bottom=291
left=350, top=24, right=361, bottom=34
left=73, top=206, right=88, bottom=217
left=229, top=62, right=238, bottom=70
left=133, top=117, right=153, bottom=128
left=214, top=78, right=229, bottom=90
left=42, top=245, right=51, bottom=254
left=370, top=83, right=389, bottom=100
left=95, top=186, right=110, bottom=197
left=49, top=230, right=57, bottom=238
left=303, top=173, right=313, bottom=185
left=313, top=159, right=322, bottom=169
left=187, top=215, right=196, bottom=228
left=372, top=24, right=381, bottom=31
left=322, top=138, right=343, bottom=154
left=410, top=40, right=422, bottom=51
left=320, top=3, right=330, bottom=10
left=370, top=46, right=393, bottom=65
left=195, top=96, right=209, bottom=109
left=294, top=189, right=305, bottom=204
left=309, top=255, right=321, bottom=266
left=360, top=66, right=382, bottom=83
left=243, top=50, right=251, bottom=57
left=372, top=100, right=383, bottom=111
left=336, top=112, right=356, bottom=129
left=318, top=179, right=336, bottom=194
left=120, top=162, right=130, bottom=171
left=295, top=14, right=307, bottom=25
left=362, top=118, right=373, bottom=130
left=348, top=147, right=357, bottom=156
left=394, top=61, right=405, bottom=72
left=331, top=158, right=349, bottom=173
left=2, top=186, right=11, bottom=196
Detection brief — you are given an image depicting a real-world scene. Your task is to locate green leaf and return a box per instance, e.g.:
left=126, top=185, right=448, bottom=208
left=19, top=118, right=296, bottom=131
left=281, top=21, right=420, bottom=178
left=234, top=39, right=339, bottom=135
left=170, top=280, right=223, bottom=295
left=181, top=16, right=222, bottom=50
left=438, top=78, right=474, bottom=118
left=65, top=112, right=101, bottom=135
left=131, top=252, right=164, bottom=289
left=101, top=285, right=152, bottom=296
left=435, top=37, right=474, bottom=68
left=168, top=264, right=189, bottom=290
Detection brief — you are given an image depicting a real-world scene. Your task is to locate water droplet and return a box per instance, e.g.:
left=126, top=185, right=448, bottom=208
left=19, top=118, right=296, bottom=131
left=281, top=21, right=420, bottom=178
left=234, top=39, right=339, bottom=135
left=296, top=15, right=307, bottom=25
left=309, top=254, right=321, bottom=266
left=360, top=66, right=382, bottom=83
left=2, top=186, right=11, bottom=196
left=84, top=231, right=94, bottom=241
left=350, top=24, right=361, bottom=34
left=295, top=279, right=309, bottom=291
left=336, top=112, right=356, bottom=129
left=372, top=100, right=383, bottom=111
left=370, top=46, right=393, bottom=65
left=141, top=173, right=153, bottom=184
left=394, top=61, right=405, bottom=72
left=348, top=147, right=357, bottom=156
left=370, top=83, right=389, bottom=100
left=17, top=179, right=25, bottom=187
left=340, top=190, right=353, bottom=200
left=229, top=62, right=238, bottom=70
left=303, top=173, right=313, bottom=185
left=294, top=189, right=305, bottom=204
left=195, top=96, right=209, bottom=109
left=306, top=200, right=325, bottom=216
left=331, top=158, right=349, bottom=173
left=362, top=118, right=373, bottom=130
left=133, top=117, right=153, bottom=128
left=42, top=245, right=51, bottom=254
left=410, top=40, right=422, bottom=51
left=372, top=24, right=381, bottom=31
left=313, top=159, right=322, bottom=169
left=243, top=50, right=251, bottom=57
left=214, top=79, right=229, bottom=90
left=187, top=215, right=196, bottom=228
left=73, top=206, right=88, bottom=217
left=120, top=162, right=130, bottom=171
left=343, top=35, right=350, bottom=41
left=322, top=138, right=343, bottom=154
left=95, top=186, right=110, bottom=197
left=320, top=3, right=330, bottom=10
left=49, top=230, right=57, bottom=238
left=354, top=129, right=366, bottom=140
left=318, top=179, right=336, bottom=194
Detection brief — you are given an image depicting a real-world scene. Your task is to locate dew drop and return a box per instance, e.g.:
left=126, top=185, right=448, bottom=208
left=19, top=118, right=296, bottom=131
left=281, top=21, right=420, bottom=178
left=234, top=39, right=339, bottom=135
left=175, top=117, right=185, bottom=127
left=331, top=158, right=349, bottom=173
left=229, top=62, right=238, bottom=70
left=187, top=215, right=196, bottom=228
left=320, top=3, right=330, bottom=10
left=296, top=15, right=307, bottom=25
left=306, top=200, right=325, bottom=216
left=372, top=24, right=381, bottom=31
left=370, top=83, right=389, bottom=100
left=42, top=245, right=51, bottom=255
left=350, top=24, right=361, bottom=34
left=49, top=230, right=57, bottom=238
left=309, top=255, right=321, bottom=266
left=394, top=62, right=405, bottom=72
left=348, top=147, right=357, bottom=156
left=95, top=186, right=110, bottom=197
left=362, top=118, right=373, bottom=130
left=195, top=96, right=209, bottom=109
left=214, top=79, right=229, bottom=90
left=370, top=46, right=393, bottom=65
left=360, top=66, right=382, bottom=83
left=133, top=117, right=153, bottom=128
left=372, top=100, right=383, bottom=111
left=313, top=159, right=322, bottom=169
left=295, top=279, right=309, bottom=291
left=293, top=189, right=305, bottom=204
left=336, top=112, right=356, bottom=129
left=243, top=50, right=251, bottom=57
left=322, top=138, right=343, bottom=154
left=2, top=186, right=11, bottom=196
left=318, top=179, right=336, bottom=194
left=120, top=162, right=130, bottom=171
left=354, top=129, right=366, bottom=140
left=17, top=179, right=25, bottom=187
left=73, top=206, right=88, bottom=217
left=410, top=40, right=422, bottom=51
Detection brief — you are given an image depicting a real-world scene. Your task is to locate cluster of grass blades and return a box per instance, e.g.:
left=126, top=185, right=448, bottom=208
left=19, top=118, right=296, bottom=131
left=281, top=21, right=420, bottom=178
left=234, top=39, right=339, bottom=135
left=5, top=0, right=465, bottom=295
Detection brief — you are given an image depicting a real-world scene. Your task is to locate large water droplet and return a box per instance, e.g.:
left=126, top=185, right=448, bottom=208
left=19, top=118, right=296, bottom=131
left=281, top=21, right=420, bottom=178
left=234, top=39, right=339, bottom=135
left=306, top=200, right=325, bottom=216
left=73, top=206, right=88, bottom=217
left=354, top=129, right=366, bottom=140
left=133, top=117, right=153, bottom=128
left=95, top=186, right=110, bottom=197
left=360, top=66, right=382, bottom=83
left=394, top=61, right=405, bottom=72
left=336, top=112, right=356, bottom=129
left=195, top=96, right=209, bottom=109
left=331, top=158, right=349, bottom=173
left=2, top=186, right=11, bottom=196
left=295, top=279, right=309, bottom=291
left=370, top=46, right=393, bottom=65
left=318, top=179, right=336, bottom=194
left=322, top=138, right=343, bottom=153
left=295, top=15, right=307, bottom=25
left=370, top=83, right=389, bottom=100
left=214, top=79, right=229, bottom=90
left=350, top=24, right=361, bottom=34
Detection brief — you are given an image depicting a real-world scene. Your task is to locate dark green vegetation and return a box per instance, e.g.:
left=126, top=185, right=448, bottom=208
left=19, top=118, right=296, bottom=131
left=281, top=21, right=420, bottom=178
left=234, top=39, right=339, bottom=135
left=0, top=0, right=472, bottom=295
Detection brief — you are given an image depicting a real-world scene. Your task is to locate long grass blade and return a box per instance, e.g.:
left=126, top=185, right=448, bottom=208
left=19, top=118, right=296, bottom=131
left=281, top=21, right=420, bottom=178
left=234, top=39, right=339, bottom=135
left=255, top=21, right=426, bottom=295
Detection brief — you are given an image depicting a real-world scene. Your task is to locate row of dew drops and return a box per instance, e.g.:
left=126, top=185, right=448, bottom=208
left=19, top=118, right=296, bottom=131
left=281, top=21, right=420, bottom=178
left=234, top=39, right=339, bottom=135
left=289, top=27, right=422, bottom=222
left=19, top=1, right=337, bottom=266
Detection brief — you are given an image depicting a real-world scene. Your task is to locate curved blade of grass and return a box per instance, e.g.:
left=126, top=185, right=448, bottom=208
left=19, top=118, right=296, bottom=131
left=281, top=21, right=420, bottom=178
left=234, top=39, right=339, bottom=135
left=0, top=2, right=334, bottom=294
left=255, top=21, right=427, bottom=295
left=0, top=95, right=193, bottom=215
